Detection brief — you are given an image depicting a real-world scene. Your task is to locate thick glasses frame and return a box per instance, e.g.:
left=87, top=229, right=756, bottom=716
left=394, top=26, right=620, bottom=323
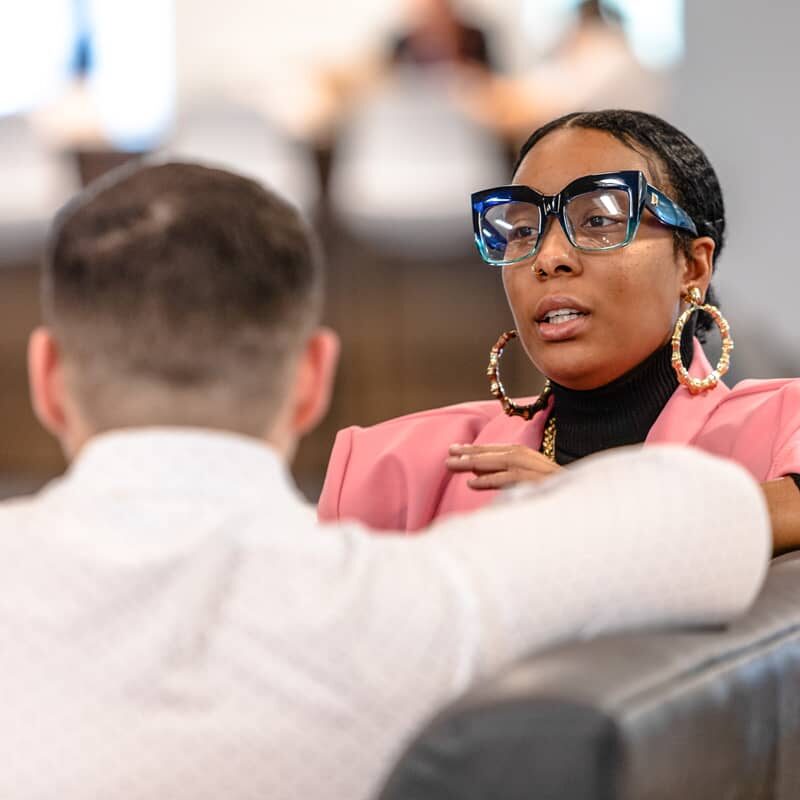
left=471, top=170, right=698, bottom=267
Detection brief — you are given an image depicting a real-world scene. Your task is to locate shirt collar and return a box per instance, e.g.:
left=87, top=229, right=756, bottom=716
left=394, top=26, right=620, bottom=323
left=63, top=427, right=295, bottom=500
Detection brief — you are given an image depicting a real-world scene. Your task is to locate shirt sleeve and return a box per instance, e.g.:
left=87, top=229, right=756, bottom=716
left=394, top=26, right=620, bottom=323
left=354, top=445, right=771, bottom=696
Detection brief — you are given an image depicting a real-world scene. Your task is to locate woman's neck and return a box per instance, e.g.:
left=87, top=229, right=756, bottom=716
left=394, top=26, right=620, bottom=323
left=548, top=333, right=694, bottom=465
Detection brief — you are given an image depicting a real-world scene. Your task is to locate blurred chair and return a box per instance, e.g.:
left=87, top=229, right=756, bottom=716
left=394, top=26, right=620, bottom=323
left=328, top=71, right=507, bottom=258
left=0, top=114, right=80, bottom=263
left=165, top=100, right=320, bottom=217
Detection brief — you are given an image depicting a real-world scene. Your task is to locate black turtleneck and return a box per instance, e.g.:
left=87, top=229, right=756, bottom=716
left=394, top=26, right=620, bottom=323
left=549, top=332, right=694, bottom=466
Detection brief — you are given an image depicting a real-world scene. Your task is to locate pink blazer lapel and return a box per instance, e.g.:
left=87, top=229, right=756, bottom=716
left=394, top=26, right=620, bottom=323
left=647, top=339, right=730, bottom=446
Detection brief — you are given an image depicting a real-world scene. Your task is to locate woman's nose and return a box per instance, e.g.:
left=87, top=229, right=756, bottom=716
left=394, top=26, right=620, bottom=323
left=532, top=218, right=583, bottom=280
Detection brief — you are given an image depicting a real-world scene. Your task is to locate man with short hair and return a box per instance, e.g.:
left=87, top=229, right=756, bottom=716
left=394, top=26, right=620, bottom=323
left=0, top=162, right=769, bottom=800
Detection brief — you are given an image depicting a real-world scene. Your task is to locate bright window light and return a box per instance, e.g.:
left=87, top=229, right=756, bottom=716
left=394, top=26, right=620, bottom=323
left=0, top=0, right=175, bottom=148
left=523, top=0, right=684, bottom=70
left=0, top=0, right=75, bottom=116
left=86, top=0, right=175, bottom=150
left=604, top=0, right=684, bottom=69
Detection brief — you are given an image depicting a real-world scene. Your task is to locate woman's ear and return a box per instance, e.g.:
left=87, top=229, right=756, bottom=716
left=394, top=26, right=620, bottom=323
left=680, top=236, right=715, bottom=299
left=28, top=326, right=68, bottom=438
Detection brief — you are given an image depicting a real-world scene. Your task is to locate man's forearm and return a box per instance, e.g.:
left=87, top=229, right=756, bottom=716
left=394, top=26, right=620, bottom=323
left=431, top=446, right=771, bottom=675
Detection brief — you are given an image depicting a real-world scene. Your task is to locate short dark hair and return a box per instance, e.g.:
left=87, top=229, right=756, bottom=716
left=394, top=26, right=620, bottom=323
left=513, top=110, right=725, bottom=341
left=43, top=161, right=323, bottom=434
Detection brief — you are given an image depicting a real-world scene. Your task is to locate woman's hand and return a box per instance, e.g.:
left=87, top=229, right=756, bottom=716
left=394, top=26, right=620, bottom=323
left=445, top=443, right=562, bottom=490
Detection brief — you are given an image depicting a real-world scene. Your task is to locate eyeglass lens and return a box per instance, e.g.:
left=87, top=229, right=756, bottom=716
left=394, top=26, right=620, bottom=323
left=481, top=188, right=632, bottom=263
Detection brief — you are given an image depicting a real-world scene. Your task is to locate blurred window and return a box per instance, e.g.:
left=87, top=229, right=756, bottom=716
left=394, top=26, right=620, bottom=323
left=85, top=0, right=175, bottom=149
left=605, top=0, right=683, bottom=69
left=0, top=0, right=75, bottom=115
left=523, top=0, right=684, bottom=70
left=0, top=0, right=174, bottom=149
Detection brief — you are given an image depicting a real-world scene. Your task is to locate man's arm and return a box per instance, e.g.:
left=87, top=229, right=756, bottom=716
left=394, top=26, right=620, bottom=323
left=365, top=446, right=770, bottom=686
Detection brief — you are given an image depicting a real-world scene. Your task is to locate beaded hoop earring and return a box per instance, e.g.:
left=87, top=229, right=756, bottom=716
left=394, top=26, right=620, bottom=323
left=671, top=287, right=734, bottom=395
left=487, top=330, right=550, bottom=420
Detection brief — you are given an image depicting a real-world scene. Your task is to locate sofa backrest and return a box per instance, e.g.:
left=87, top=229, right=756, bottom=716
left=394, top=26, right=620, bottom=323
left=378, top=554, right=800, bottom=800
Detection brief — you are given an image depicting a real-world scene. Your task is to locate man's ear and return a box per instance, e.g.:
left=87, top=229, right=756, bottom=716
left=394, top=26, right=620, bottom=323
left=289, top=326, right=341, bottom=437
left=680, top=236, right=715, bottom=298
left=28, top=326, right=68, bottom=438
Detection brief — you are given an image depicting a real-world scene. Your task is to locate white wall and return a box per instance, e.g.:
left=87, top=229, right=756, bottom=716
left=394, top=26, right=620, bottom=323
left=673, top=1, right=800, bottom=370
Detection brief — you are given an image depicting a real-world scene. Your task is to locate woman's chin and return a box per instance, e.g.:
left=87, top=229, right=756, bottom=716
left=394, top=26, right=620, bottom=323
left=548, top=372, right=610, bottom=391
left=535, top=348, right=619, bottom=391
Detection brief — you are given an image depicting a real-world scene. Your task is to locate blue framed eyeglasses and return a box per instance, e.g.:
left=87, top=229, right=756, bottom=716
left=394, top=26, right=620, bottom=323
left=471, top=170, right=698, bottom=267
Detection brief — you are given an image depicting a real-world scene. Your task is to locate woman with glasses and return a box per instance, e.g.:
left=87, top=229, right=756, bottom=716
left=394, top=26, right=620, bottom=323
left=319, top=109, right=800, bottom=552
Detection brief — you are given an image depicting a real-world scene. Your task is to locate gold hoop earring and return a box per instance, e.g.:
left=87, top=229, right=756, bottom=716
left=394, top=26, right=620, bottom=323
left=487, top=330, right=550, bottom=420
left=671, top=287, right=734, bottom=395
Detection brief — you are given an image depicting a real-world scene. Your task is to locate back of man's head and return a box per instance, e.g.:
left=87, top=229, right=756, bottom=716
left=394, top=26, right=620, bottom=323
left=39, top=161, right=326, bottom=444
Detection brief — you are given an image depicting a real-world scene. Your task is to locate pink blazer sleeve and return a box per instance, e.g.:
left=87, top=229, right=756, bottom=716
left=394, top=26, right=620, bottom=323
left=318, top=402, right=510, bottom=532
left=689, top=378, right=800, bottom=481
left=676, top=379, right=800, bottom=481
left=644, top=343, right=800, bottom=484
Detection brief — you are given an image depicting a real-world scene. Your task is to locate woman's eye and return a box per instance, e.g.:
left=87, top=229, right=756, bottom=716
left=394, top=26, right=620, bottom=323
left=509, top=225, right=536, bottom=240
left=583, top=215, right=623, bottom=228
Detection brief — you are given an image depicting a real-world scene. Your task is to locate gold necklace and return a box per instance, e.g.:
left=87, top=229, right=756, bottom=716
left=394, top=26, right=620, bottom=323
left=541, top=415, right=557, bottom=461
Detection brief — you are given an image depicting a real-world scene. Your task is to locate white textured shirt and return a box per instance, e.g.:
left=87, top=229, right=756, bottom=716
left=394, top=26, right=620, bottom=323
left=0, top=429, right=770, bottom=800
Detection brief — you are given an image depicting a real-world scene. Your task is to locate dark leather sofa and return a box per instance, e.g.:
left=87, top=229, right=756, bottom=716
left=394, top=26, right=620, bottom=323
left=379, top=554, right=800, bottom=800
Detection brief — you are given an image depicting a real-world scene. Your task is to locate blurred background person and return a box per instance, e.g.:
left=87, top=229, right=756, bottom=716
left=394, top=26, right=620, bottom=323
left=390, top=0, right=494, bottom=69
left=313, top=0, right=496, bottom=149
left=460, top=0, right=669, bottom=141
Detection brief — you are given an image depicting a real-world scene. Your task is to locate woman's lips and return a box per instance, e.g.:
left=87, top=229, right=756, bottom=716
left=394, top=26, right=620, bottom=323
left=536, top=312, right=591, bottom=341
left=533, top=296, right=592, bottom=342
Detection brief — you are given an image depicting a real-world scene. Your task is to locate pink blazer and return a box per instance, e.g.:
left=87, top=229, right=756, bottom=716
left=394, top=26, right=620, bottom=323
left=319, top=341, right=800, bottom=532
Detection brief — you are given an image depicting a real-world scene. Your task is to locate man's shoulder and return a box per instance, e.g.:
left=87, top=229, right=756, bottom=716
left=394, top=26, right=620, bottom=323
left=0, top=491, right=46, bottom=520
left=344, top=399, right=527, bottom=437
left=332, top=398, right=533, bottom=467
left=367, top=399, right=506, bottom=427
left=319, top=399, right=537, bottom=530
left=710, top=377, right=800, bottom=416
